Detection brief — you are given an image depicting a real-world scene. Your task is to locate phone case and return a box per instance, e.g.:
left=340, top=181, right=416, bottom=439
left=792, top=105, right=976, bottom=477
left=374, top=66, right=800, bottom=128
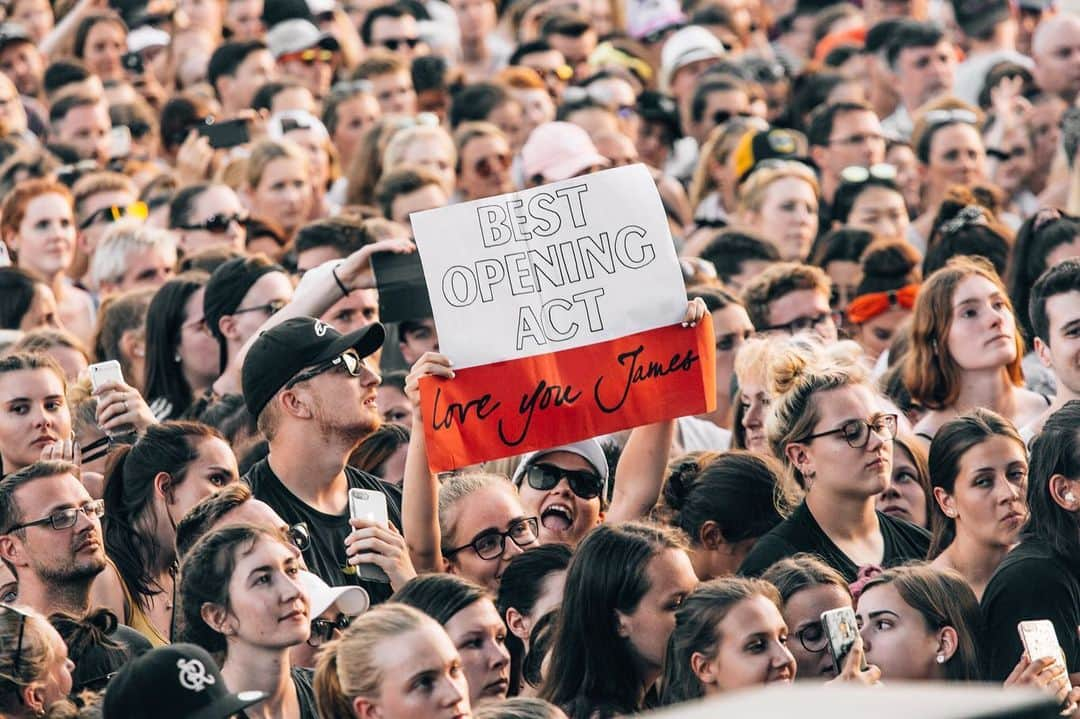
left=347, top=489, right=391, bottom=583
left=89, top=361, right=123, bottom=392
left=1019, top=620, right=1063, bottom=663
left=822, top=607, right=864, bottom=674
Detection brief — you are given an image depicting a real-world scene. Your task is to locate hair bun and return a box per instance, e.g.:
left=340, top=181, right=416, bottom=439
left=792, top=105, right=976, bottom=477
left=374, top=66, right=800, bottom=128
left=861, top=239, right=921, bottom=282
left=663, top=458, right=703, bottom=511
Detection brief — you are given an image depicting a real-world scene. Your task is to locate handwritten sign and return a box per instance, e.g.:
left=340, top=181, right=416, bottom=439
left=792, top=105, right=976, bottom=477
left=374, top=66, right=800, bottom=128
left=410, top=165, right=687, bottom=369
left=419, top=318, right=717, bottom=470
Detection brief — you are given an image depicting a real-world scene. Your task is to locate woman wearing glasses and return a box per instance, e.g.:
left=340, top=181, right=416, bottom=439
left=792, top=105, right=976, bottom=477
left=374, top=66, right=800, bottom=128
left=179, top=524, right=320, bottom=719
left=394, top=574, right=512, bottom=707
left=903, top=257, right=1049, bottom=443
left=101, top=421, right=240, bottom=646
left=926, top=410, right=1028, bottom=599
left=738, top=340, right=930, bottom=582
left=0, top=178, right=96, bottom=345
left=0, top=604, right=76, bottom=718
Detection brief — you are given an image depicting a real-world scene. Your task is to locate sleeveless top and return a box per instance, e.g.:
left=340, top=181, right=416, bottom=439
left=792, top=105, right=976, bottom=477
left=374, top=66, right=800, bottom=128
left=107, top=557, right=169, bottom=647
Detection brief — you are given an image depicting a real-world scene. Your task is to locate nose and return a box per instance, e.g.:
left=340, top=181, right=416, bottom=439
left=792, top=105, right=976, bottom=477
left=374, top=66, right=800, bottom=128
left=880, top=482, right=900, bottom=499
left=859, top=624, right=871, bottom=652
left=489, top=638, right=510, bottom=669
left=361, top=366, right=381, bottom=388
left=773, top=642, right=796, bottom=669
left=32, top=404, right=54, bottom=429
left=744, top=401, right=763, bottom=428
left=502, top=536, right=526, bottom=561
left=866, top=426, right=886, bottom=452
left=439, top=674, right=467, bottom=708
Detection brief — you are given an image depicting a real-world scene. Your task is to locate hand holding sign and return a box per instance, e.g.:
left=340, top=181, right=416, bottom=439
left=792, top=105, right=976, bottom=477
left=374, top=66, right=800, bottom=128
left=405, top=352, right=455, bottom=409
left=336, top=237, right=417, bottom=292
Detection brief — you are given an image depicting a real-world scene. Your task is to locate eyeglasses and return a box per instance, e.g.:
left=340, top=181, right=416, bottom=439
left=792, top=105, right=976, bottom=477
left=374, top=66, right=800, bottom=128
left=840, top=163, right=897, bottom=184
left=5, top=499, right=105, bottom=533
left=286, top=522, right=311, bottom=552
left=759, top=311, right=839, bottom=335
left=175, top=212, right=247, bottom=234
left=0, top=604, right=28, bottom=677
left=231, top=299, right=287, bottom=317
left=475, top=153, right=511, bottom=178
left=380, top=36, right=421, bottom=51
left=444, top=517, right=539, bottom=560
left=830, top=132, right=886, bottom=148
left=524, top=463, right=603, bottom=500
left=308, top=614, right=351, bottom=647
left=285, top=350, right=364, bottom=389
left=923, top=108, right=979, bottom=127
left=713, top=109, right=753, bottom=126
left=797, top=414, right=898, bottom=449
left=794, top=620, right=828, bottom=654
left=280, top=48, right=334, bottom=64
left=79, top=201, right=149, bottom=229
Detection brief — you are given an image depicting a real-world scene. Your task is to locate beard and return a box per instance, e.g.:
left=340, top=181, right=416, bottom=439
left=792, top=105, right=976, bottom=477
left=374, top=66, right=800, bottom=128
left=313, top=398, right=381, bottom=448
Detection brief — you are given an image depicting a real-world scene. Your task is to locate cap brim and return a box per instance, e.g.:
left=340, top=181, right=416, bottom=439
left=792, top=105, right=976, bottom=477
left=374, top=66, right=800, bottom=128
left=191, top=690, right=268, bottom=719
left=311, top=322, right=386, bottom=366
left=541, top=153, right=611, bottom=182
left=328, top=585, right=370, bottom=615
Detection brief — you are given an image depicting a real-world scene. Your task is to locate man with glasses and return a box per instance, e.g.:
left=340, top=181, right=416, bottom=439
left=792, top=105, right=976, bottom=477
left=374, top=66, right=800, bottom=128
left=71, top=172, right=140, bottom=283
left=241, top=317, right=413, bottom=602
left=168, top=183, right=248, bottom=255
left=267, top=18, right=340, bottom=102
left=808, top=101, right=887, bottom=205
left=203, top=255, right=294, bottom=382
left=362, top=4, right=430, bottom=62
left=742, top=262, right=840, bottom=343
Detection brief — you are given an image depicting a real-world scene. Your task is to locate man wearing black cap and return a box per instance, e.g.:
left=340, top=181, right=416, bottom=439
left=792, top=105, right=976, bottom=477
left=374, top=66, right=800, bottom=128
left=952, top=0, right=1031, bottom=105
left=241, top=316, right=413, bottom=602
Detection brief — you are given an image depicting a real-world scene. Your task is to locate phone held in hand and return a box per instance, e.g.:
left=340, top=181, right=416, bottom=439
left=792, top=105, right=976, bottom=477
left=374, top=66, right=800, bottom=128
left=822, top=607, right=868, bottom=674
left=346, top=488, right=391, bottom=583
left=88, top=360, right=124, bottom=393
left=1018, top=620, right=1066, bottom=667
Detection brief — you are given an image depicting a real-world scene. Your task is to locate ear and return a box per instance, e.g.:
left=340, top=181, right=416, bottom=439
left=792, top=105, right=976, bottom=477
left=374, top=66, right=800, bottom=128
left=1049, top=473, right=1078, bottom=511
left=932, top=486, right=956, bottom=519
left=4, top=231, right=19, bottom=254
left=699, top=520, right=725, bottom=550
left=1034, top=337, right=1053, bottom=369
left=784, top=442, right=812, bottom=478
left=809, top=144, right=827, bottom=170
left=936, top=625, right=959, bottom=662
left=690, top=651, right=719, bottom=687
left=217, top=313, right=240, bottom=343
left=353, top=696, right=381, bottom=719
left=595, top=508, right=606, bottom=527
left=740, top=208, right=761, bottom=227
left=279, top=388, right=314, bottom=421
left=120, top=328, right=144, bottom=361
left=506, top=606, right=530, bottom=642
left=614, top=609, right=631, bottom=639
left=0, top=533, right=27, bottom=569
left=153, top=471, right=174, bottom=502
left=201, top=601, right=232, bottom=636
left=22, top=683, right=45, bottom=716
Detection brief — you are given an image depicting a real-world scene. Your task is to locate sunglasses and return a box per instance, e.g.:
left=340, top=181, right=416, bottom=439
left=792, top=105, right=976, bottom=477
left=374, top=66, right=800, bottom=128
left=176, top=212, right=247, bottom=234
left=308, top=614, right=351, bottom=647
left=475, top=153, right=511, bottom=178
left=286, top=350, right=363, bottom=389
left=524, top=463, right=603, bottom=500
left=532, top=65, right=574, bottom=82
left=380, top=36, right=421, bottom=50
left=281, top=48, right=334, bottom=64
left=840, top=163, right=898, bottom=184
left=712, top=109, right=752, bottom=126
left=232, top=298, right=287, bottom=317
left=79, top=201, right=149, bottom=229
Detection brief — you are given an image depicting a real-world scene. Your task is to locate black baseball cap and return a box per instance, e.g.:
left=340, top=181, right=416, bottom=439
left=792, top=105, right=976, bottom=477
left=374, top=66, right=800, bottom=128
left=242, top=316, right=385, bottom=417
left=103, top=643, right=267, bottom=719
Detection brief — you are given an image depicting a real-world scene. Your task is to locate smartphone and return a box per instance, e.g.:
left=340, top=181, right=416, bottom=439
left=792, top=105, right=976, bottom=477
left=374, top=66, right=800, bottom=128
left=197, top=118, right=251, bottom=150
left=822, top=607, right=867, bottom=674
left=88, top=360, right=123, bottom=392
left=347, top=488, right=390, bottom=583
left=121, top=51, right=144, bottom=75
left=371, top=251, right=432, bottom=323
left=108, top=126, right=131, bottom=160
left=1019, top=620, right=1065, bottom=666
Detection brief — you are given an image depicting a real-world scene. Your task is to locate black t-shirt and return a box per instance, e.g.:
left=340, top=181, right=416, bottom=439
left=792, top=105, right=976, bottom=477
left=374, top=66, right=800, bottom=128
left=737, top=501, right=931, bottom=583
left=238, top=667, right=318, bottom=719
left=981, top=538, right=1080, bottom=681
left=244, top=458, right=403, bottom=605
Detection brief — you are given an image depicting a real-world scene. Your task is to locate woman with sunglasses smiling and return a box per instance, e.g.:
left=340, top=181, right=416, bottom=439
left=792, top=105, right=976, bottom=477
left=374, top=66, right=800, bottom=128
left=738, top=340, right=930, bottom=582
left=0, top=179, right=97, bottom=345
left=0, top=603, right=76, bottom=718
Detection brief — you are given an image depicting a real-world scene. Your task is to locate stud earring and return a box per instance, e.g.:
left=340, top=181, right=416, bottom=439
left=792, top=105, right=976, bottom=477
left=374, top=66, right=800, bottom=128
left=174, top=352, right=181, bottom=363
left=936, top=654, right=945, bottom=664
left=1066, top=492, right=1077, bottom=504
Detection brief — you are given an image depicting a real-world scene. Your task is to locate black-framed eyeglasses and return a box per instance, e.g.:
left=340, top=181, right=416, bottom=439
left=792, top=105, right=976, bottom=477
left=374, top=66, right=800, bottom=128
left=759, top=312, right=839, bottom=335
left=78, top=201, right=149, bottom=229
left=4, top=499, right=105, bottom=533
left=175, top=212, right=247, bottom=234
left=285, top=350, right=363, bottom=390
left=797, top=414, right=898, bottom=449
left=524, top=464, right=603, bottom=500
left=231, top=299, right=287, bottom=317
left=794, top=620, right=828, bottom=654
left=307, top=613, right=351, bottom=647
left=443, top=517, right=539, bottom=560
left=286, top=522, right=311, bottom=553
left=0, top=604, right=28, bottom=677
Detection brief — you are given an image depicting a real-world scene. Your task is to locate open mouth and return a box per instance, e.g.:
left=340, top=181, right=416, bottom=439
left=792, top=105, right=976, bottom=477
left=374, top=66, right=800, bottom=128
left=540, top=503, right=574, bottom=533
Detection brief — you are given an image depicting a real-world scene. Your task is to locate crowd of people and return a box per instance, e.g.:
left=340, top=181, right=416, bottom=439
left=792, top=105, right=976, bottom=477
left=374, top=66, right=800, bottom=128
left=0, top=0, right=1078, bottom=716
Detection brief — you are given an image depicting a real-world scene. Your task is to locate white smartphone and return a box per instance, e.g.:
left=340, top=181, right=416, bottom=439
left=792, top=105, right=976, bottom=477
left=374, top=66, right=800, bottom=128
left=348, top=488, right=390, bottom=583
left=1019, top=620, right=1065, bottom=665
left=88, top=360, right=124, bottom=392
left=108, top=126, right=131, bottom=160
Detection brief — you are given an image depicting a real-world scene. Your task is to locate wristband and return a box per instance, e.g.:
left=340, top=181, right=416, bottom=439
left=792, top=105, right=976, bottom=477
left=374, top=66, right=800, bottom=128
left=332, top=265, right=351, bottom=297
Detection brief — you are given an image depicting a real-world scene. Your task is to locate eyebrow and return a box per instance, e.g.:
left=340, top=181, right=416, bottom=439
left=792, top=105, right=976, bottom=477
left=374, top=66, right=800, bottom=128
left=5, top=394, right=63, bottom=403
left=954, top=292, right=1003, bottom=308
left=867, top=610, right=899, bottom=621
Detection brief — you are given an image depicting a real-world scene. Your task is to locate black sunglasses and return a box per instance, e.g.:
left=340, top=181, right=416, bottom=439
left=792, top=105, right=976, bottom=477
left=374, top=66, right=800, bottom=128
left=78, top=201, right=149, bottom=229
left=176, top=212, right=247, bottom=234
left=308, top=614, right=351, bottom=647
left=231, top=299, right=287, bottom=317
left=381, top=36, right=421, bottom=50
left=524, top=463, right=603, bottom=500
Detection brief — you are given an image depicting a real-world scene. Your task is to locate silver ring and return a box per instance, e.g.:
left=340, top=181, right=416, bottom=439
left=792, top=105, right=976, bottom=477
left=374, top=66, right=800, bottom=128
left=121, top=401, right=128, bottom=413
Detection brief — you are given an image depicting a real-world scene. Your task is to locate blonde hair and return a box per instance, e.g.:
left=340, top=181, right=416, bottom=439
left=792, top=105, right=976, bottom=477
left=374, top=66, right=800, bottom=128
left=245, top=139, right=309, bottom=190
left=0, top=607, right=60, bottom=714
left=736, top=161, right=820, bottom=215
left=689, top=119, right=761, bottom=212
left=314, top=603, right=437, bottom=717
left=764, top=338, right=868, bottom=487
left=383, top=126, right=456, bottom=175
left=438, top=473, right=515, bottom=550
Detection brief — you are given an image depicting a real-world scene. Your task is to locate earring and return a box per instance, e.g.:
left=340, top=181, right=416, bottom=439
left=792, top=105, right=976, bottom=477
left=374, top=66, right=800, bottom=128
left=173, top=352, right=181, bottom=363
left=1066, top=492, right=1077, bottom=504
left=944, top=508, right=956, bottom=518
left=936, top=654, right=946, bottom=664
left=931, top=339, right=939, bottom=355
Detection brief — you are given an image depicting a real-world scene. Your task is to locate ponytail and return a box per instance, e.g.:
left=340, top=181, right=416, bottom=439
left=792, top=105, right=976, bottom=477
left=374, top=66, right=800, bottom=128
left=314, top=637, right=353, bottom=719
